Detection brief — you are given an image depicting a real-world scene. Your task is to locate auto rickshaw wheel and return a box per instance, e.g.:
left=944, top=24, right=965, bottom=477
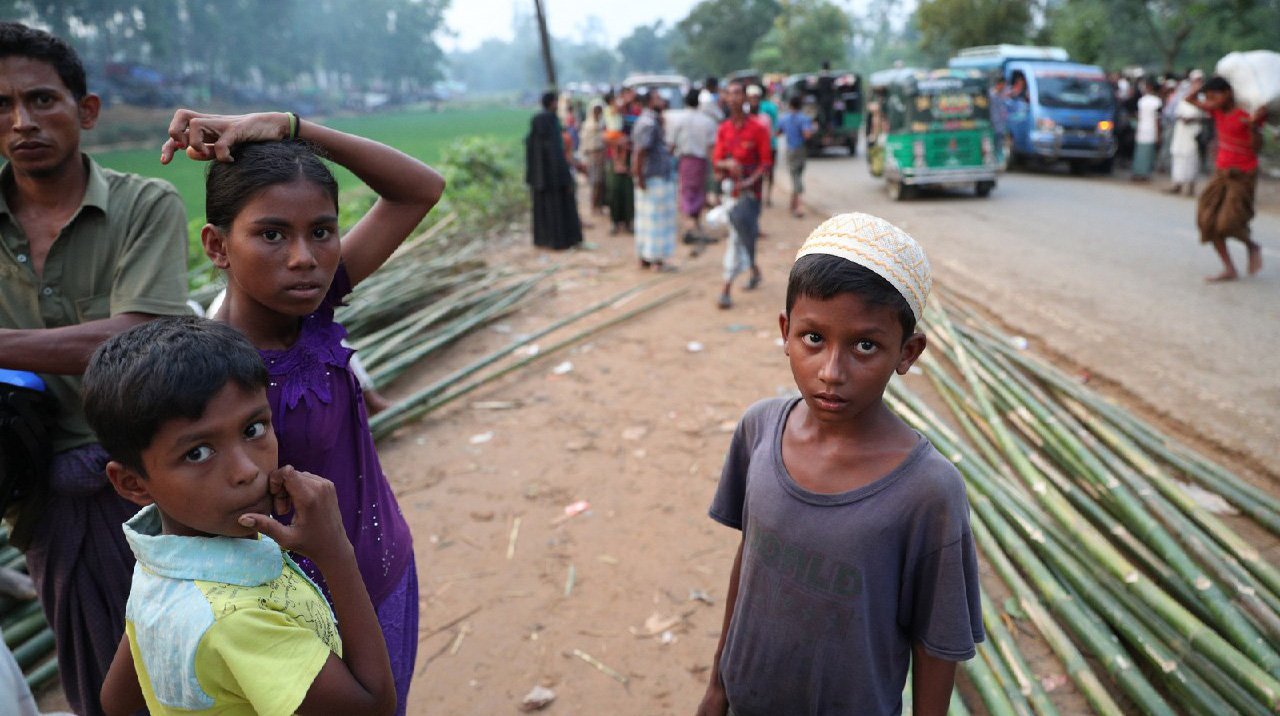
left=975, top=181, right=995, bottom=198
left=887, top=179, right=911, bottom=201
left=847, top=138, right=858, bottom=157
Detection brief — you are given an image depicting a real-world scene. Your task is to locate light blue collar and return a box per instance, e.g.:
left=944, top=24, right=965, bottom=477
left=123, top=505, right=284, bottom=587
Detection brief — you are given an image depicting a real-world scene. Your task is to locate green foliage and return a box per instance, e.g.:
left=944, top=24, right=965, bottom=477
left=914, top=0, right=1034, bottom=63
left=748, top=0, right=853, bottom=73
left=434, top=136, right=527, bottom=228
left=849, top=0, right=928, bottom=75
left=617, top=22, right=677, bottom=73
left=96, top=107, right=530, bottom=220
left=1046, top=0, right=1278, bottom=73
left=7, top=0, right=448, bottom=91
left=669, top=0, right=782, bottom=78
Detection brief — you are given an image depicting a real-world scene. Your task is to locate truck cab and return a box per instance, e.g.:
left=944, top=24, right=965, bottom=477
left=949, top=46, right=1117, bottom=172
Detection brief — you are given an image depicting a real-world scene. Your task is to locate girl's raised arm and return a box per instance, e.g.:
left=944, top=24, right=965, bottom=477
left=161, top=109, right=445, bottom=286
left=294, top=119, right=445, bottom=285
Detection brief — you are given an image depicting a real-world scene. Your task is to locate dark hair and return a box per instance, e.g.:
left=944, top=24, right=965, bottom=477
left=788, top=95, right=802, bottom=110
left=1202, top=75, right=1232, bottom=94
left=0, top=22, right=87, bottom=99
left=603, top=90, right=615, bottom=104
left=705, top=76, right=719, bottom=92
left=541, top=91, right=558, bottom=110
left=786, top=254, right=916, bottom=339
left=83, top=316, right=269, bottom=473
left=685, top=87, right=700, bottom=108
left=205, top=140, right=338, bottom=230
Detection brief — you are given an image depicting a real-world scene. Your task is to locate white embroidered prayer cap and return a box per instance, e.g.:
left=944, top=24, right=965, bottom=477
left=794, top=213, right=932, bottom=323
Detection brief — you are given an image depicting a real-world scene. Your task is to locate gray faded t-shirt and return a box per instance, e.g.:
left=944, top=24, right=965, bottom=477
left=709, top=397, right=984, bottom=716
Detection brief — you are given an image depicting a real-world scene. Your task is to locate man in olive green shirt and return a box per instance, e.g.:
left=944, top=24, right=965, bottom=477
left=0, top=23, right=188, bottom=716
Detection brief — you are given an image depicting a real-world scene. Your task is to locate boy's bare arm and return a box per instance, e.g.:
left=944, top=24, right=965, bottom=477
left=695, top=537, right=744, bottom=716
left=241, top=467, right=396, bottom=716
left=100, top=635, right=145, bottom=716
left=911, top=642, right=958, bottom=716
left=0, top=314, right=152, bottom=375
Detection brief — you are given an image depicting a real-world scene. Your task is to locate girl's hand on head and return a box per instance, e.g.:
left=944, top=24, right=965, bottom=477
left=239, top=466, right=352, bottom=566
left=161, top=109, right=292, bottom=165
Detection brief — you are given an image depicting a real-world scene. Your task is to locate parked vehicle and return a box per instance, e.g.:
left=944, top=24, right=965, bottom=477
left=870, top=68, right=998, bottom=200
left=949, top=45, right=1117, bottom=173
left=783, top=70, right=864, bottom=157
left=724, top=69, right=763, bottom=91
left=621, top=74, right=691, bottom=109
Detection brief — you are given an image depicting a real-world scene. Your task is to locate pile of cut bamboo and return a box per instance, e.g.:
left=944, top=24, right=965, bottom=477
left=891, top=293, right=1280, bottom=715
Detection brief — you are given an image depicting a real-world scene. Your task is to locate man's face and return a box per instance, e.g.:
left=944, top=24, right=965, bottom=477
left=0, top=56, right=98, bottom=178
left=725, top=85, right=745, bottom=115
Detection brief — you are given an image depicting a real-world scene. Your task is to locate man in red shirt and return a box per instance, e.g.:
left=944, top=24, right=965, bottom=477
left=713, top=82, right=773, bottom=308
left=1186, top=75, right=1268, bottom=281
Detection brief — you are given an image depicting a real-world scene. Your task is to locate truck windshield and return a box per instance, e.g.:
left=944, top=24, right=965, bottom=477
left=1035, top=73, right=1112, bottom=110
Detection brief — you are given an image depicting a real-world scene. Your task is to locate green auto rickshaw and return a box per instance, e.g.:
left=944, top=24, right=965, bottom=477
left=868, top=68, right=997, bottom=200
left=783, top=70, right=863, bottom=157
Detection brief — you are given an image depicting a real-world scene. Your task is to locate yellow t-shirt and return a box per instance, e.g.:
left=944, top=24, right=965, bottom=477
left=122, top=506, right=341, bottom=715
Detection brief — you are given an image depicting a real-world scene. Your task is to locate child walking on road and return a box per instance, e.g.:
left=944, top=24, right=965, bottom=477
left=697, top=214, right=984, bottom=716
left=164, top=109, right=445, bottom=712
left=1184, top=75, right=1268, bottom=281
left=89, top=318, right=395, bottom=716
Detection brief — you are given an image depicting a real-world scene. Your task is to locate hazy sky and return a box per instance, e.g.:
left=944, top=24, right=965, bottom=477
left=443, top=0, right=695, bottom=51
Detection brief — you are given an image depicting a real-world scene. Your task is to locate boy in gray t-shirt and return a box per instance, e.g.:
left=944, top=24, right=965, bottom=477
left=697, top=214, right=983, bottom=716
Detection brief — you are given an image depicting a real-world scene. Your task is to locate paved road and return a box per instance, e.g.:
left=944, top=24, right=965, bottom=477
left=796, top=153, right=1280, bottom=474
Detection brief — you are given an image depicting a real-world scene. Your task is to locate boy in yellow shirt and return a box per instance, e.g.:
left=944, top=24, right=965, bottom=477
left=85, top=317, right=396, bottom=716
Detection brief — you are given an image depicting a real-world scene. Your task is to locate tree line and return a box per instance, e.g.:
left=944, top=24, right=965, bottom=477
left=3, top=0, right=447, bottom=96
left=454, top=0, right=1280, bottom=93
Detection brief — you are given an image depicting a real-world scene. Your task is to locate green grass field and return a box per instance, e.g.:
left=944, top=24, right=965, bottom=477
left=94, top=106, right=530, bottom=220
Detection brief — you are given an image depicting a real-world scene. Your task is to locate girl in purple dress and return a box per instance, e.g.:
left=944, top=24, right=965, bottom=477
left=161, top=109, right=445, bottom=713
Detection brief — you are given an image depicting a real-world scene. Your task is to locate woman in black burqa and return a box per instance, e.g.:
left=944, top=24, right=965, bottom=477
left=525, top=91, right=583, bottom=250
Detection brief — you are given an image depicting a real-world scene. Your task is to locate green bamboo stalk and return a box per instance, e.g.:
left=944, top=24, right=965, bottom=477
left=1, top=607, right=46, bottom=653
left=1078, top=542, right=1276, bottom=716
left=1061, top=396, right=1280, bottom=610
left=369, top=277, right=671, bottom=435
left=966, top=641, right=1020, bottom=716
left=955, top=320, right=1280, bottom=534
left=951, top=324, right=1280, bottom=677
left=23, top=654, right=58, bottom=691
left=373, top=288, right=690, bottom=437
left=971, top=519, right=1125, bottom=716
left=887, top=390, right=1174, bottom=715
left=11, top=629, right=53, bottom=669
left=367, top=276, right=543, bottom=386
left=927, top=312, right=1280, bottom=708
left=980, top=590, right=1057, bottom=716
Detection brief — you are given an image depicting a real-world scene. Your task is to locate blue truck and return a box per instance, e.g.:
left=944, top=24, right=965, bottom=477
left=950, top=45, right=1117, bottom=173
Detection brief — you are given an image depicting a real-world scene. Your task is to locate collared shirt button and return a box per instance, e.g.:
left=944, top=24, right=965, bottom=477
left=41, top=286, right=53, bottom=296
left=15, top=254, right=27, bottom=263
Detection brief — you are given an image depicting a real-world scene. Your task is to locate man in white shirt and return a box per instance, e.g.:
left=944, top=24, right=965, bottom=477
left=670, top=87, right=720, bottom=243
left=1132, top=79, right=1162, bottom=180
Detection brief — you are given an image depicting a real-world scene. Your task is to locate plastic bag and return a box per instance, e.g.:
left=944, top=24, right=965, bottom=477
left=1216, top=51, right=1280, bottom=122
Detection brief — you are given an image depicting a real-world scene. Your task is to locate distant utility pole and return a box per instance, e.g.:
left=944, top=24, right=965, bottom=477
left=532, top=0, right=558, bottom=90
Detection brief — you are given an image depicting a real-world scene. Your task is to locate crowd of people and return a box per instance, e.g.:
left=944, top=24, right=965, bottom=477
left=526, top=75, right=826, bottom=308
left=0, top=15, right=1271, bottom=716
left=2, top=20, right=988, bottom=716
